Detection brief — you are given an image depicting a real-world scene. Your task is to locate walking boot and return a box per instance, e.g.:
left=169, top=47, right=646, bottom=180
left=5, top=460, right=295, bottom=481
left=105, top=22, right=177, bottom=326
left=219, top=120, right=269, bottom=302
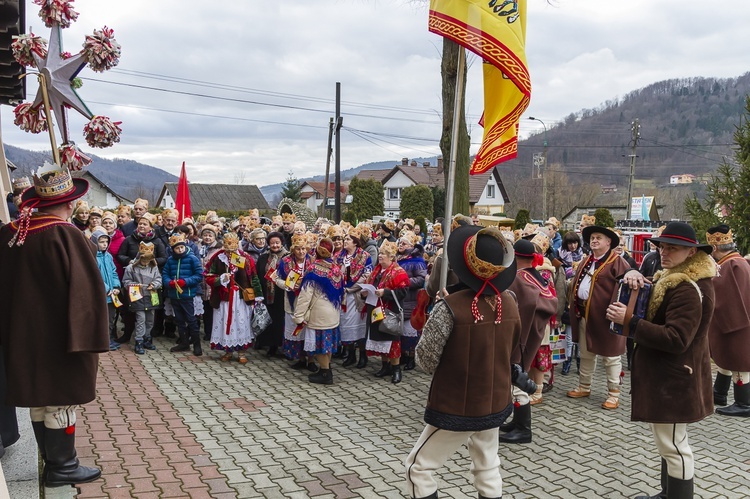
left=134, top=340, right=145, bottom=355
left=716, top=382, right=750, bottom=417
left=713, top=373, right=732, bottom=406
left=290, top=359, right=307, bottom=370
left=192, top=332, right=203, bottom=356
left=342, top=346, right=357, bottom=367
left=403, top=355, right=416, bottom=371
left=44, top=427, right=101, bottom=487
left=498, top=406, right=516, bottom=433
left=635, top=459, right=667, bottom=499
left=498, top=403, right=531, bottom=444
left=143, top=336, right=156, bottom=351
left=356, top=350, right=368, bottom=369
left=391, top=364, right=402, bottom=384
left=374, top=360, right=392, bottom=378
left=32, top=422, right=46, bottom=479
left=170, top=341, right=190, bottom=353
left=666, top=476, right=693, bottom=499
left=561, top=358, right=571, bottom=375
left=309, top=368, right=333, bottom=385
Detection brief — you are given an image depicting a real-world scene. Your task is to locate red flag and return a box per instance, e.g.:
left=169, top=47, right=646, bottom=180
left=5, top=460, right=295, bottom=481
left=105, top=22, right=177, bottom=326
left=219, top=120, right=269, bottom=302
left=175, top=162, right=192, bottom=221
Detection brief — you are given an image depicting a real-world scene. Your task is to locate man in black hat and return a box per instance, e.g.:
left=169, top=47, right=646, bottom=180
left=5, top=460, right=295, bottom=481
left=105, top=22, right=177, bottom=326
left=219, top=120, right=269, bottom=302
left=610, top=221, right=716, bottom=499
left=705, top=225, right=750, bottom=417
left=567, top=225, right=630, bottom=409
left=0, top=163, right=108, bottom=488
left=405, top=226, right=535, bottom=499
left=498, top=239, right=557, bottom=444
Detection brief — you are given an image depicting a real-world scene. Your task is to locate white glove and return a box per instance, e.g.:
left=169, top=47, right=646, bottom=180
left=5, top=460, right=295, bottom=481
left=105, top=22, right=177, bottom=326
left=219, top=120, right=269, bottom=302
left=254, top=296, right=264, bottom=302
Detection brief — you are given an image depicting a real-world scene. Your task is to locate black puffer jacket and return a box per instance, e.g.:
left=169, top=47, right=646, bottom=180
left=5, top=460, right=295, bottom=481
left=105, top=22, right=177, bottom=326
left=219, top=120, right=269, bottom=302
left=117, top=231, right=168, bottom=269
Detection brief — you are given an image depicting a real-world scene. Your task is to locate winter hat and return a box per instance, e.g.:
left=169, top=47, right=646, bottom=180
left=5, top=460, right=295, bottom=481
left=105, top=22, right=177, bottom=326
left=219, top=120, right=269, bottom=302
left=89, top=206, right=103, bottom=218
left=137, top=241, right=156, bottom=266
left=90, top=229, right=110, bottom=246
left=139, top=213, right=156, bottom=227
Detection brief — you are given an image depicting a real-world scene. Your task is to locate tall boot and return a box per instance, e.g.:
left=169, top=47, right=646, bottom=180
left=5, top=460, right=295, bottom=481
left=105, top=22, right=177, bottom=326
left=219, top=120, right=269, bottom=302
left=666, top=476, right=693, bottom=499
left=713, top=373, right=732, bottom=406
left=403, top=355, right=416, bottom=371
left=170, top=331, right=190, bottom=352
left=498, top=403, right=531, bottom=444
left=716, top=382, right=750, bottom=417
left=498, top=406, right=516, bottom=433
left=191, top=331, right=203, bottom=357
left=374, top=360, right=392, bottom=378
left=114, top=329, right=132, bottom=344
left=635, top=459, right=667, bottom=499
left=391, top=364, right=402, bottom=384
left=44, top=427, right=101, bottom=487
left=32, top=421, right=47, bottom=479
left=356, top=348, right=368, bottom=369
left=342, top=345, right=357, bottom=367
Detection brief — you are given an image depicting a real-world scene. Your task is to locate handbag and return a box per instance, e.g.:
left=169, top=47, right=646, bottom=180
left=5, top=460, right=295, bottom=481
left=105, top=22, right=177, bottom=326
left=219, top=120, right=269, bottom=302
left=252, top=302, right=272, bottom=335
left=379, top=289, right=403, bottom=337
left=237, top=283, right=255, bottom=302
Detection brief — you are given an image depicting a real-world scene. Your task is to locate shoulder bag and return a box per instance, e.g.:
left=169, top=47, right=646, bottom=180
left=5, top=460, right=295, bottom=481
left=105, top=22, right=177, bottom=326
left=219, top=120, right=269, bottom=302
left=379, top=289, right=404, bottom=337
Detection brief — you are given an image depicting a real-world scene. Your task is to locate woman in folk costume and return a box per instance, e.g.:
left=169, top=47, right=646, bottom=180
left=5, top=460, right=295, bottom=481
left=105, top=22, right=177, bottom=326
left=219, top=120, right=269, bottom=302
left=205, top=232, right=263, bottom=363
left=292, top=238, right=344, bottom=385
left=275, top=234, right=314, bottom=368
left=336, top=226, right=373, bottom=368
left=198, top=224, right=222, bottom=340
left=396, top=231, right=428, bottom=371
left=363, top=240, right=410, bottom=384
left=327, top=224, right=345, bottom=258
left=256, top=232, right=290, bottom=357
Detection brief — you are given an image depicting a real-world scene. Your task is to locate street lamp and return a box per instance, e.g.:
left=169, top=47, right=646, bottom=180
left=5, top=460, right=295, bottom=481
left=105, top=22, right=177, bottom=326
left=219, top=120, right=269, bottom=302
left=529, top=116, right=548, bottom=220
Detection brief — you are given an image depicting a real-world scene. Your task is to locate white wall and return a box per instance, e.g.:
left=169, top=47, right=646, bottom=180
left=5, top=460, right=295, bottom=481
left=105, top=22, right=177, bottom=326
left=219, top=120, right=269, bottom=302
left=383, top=170, right=414, bottom=216
left=473, top=177, right=505, bottom=214
left=161, top=191, right=175, bottom=209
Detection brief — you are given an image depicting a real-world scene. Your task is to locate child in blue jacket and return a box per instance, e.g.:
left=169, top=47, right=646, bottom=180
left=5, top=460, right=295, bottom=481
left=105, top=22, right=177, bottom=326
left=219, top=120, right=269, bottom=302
left=91, top=230, right=121, bottom=351
left=163, top=233, right=204, bottom=356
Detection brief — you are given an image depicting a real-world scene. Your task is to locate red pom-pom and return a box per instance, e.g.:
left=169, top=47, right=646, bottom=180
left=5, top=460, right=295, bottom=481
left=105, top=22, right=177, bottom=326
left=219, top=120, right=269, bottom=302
left=739, top=379, right=744, bottom=387
left=82, top=26, right=121, bottom=73
left=65, top=424, right=75, bottom=435
left=513, top=400, right=520, bottom=408
left=34, top=0, right=79, bottom=29
left=13, top=103, right=47, bottom=134
left=83, top=116, right=122, bottom=148
left=11, top=33, right=48, bottom=67
left=59, top=143, right=92, bottom=171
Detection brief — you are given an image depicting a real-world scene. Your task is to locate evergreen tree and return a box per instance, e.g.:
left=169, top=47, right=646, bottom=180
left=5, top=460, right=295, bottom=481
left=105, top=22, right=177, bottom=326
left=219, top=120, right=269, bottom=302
left=514, top=209, right=531, bottom=230
left=686, top=95, right=750, bottom=252
left=280, top=170, right=302, bottom=202
left=400, top=185, right=434, bottom=222
left=430, top=185, right=446, bottom=222
left=348, top=177, right=384, bottom=221
left=593, top=208, right=615, bottom=228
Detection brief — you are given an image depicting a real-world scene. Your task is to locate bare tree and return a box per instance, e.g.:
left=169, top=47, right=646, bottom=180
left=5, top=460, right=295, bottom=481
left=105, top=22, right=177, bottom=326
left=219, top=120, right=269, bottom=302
left=234, top=170, right=247, bottom=185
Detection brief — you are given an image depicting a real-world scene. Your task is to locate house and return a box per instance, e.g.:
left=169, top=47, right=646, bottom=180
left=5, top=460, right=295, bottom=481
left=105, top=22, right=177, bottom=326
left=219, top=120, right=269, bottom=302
left=601, top=184, right=617, bottom=194
left=355, top=157, right=509, bottom=218
left=670, top=173, right=695, bottom=185
left=299, top=181, right=351, bottom=212
left=156, top=183, right=271, bottom=213
left=71, top=170, right=133, bottom=209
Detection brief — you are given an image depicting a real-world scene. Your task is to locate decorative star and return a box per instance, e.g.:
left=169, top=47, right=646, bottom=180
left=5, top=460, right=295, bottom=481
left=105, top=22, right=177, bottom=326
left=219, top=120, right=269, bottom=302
left=31, top=24, right=93, bottom=145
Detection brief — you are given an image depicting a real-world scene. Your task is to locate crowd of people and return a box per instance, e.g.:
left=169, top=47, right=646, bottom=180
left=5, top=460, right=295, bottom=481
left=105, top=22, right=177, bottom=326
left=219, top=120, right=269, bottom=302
left=2, top=167, right=748, bottom=498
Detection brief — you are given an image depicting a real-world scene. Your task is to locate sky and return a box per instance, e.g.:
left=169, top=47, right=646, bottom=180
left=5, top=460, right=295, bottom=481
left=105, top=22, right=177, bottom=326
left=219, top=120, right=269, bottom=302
left=2, top=0, right=749, bottom=186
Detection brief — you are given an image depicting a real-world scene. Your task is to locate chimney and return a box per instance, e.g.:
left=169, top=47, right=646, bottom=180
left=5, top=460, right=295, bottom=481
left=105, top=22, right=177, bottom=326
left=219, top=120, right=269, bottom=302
left=423, top=161, right=430, bottom=167
left=401, top=157, right=408, bottom=166
left=437, top=157, right=444, bottom=174
left=410, top=160, right=417, bottom=167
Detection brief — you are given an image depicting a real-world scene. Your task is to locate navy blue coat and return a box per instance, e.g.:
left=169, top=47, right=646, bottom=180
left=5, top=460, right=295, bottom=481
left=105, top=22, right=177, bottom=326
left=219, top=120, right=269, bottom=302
left=162, top=249, right=203, bottom=300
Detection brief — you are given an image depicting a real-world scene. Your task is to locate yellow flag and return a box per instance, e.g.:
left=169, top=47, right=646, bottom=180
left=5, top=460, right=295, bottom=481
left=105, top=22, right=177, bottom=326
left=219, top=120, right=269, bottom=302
left=429, top=0, right=531, bottom=174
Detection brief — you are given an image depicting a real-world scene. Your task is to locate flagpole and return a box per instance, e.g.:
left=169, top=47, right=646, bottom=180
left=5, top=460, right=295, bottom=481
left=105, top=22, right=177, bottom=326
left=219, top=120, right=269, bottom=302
left=439, top=46, right=466, bottom=294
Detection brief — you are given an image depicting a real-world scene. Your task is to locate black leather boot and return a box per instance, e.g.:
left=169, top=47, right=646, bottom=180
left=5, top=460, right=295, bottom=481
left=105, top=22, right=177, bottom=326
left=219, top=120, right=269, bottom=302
left=44, top=427, right=101, bottom=487
left=32, top=421, right=47, bottom=479
left=498, top=406, right=516, bottom=433
left=404, top=355, right=416, bottom=371
left=666, top=476, right=693, bottom=499
left=635, top=459, right=667, bottom=499
left=713, top=373, right=732, bottom=406
left=391, top=365, right=402, bottom=384
left=170, top=340, right=190, bottom=353
left=374, top=361, right=392, bottom=378
left=498, top=403, right=531, bottom=444
left=356, top=349, right=368, bottom=368
left=716, top=382, right=750, bottom=417
left=309, top=368, right=333, bottom=385
left=191, top=331, right=203, bottom=356
left=342, top=346, right=357, bottom=367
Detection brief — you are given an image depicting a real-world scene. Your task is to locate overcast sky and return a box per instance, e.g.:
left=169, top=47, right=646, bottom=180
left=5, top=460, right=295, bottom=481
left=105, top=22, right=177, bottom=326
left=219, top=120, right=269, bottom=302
left=2, top=0, right=748, bottom=185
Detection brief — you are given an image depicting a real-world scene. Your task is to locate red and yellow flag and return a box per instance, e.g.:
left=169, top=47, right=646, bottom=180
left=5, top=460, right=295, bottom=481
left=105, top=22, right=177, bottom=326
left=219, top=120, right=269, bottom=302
left=429, top=0, right=531, bottom=174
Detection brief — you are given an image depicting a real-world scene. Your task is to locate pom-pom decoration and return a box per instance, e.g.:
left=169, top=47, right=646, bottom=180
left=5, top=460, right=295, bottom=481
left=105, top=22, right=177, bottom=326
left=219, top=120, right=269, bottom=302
left=82, top=27, right=121, bottom=73
left=34, top=0, right=79, bottom=29
left=83, top=116, right=122, bottom=148
left=11, top=33, right=48, bottom=68
left=13, top=103, right=48, bottom=134
left=59, top=143, right=92, bottom=171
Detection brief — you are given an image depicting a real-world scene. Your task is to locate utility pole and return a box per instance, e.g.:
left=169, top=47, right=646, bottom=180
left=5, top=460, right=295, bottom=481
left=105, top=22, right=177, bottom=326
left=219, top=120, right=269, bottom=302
left=322, top=117, right=334, bottom=218
left=529, top=117, right=548, bottom=220
left=626, top=119, right=640, bottom=219
left=334, top=82, right=342, bottom=223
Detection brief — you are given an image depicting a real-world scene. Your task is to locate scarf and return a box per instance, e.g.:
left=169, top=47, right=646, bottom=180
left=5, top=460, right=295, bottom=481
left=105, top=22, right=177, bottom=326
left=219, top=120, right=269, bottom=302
left=300, top=257, right=344, bottom=308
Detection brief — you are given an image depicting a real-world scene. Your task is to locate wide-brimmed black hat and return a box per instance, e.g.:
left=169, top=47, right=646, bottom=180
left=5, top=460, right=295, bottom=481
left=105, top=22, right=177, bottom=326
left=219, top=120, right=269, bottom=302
left=649, top=221, right=712, bottom=253
left=582, top=225, right=619, bottom=248
left=447, top=225, right=516, bottom=295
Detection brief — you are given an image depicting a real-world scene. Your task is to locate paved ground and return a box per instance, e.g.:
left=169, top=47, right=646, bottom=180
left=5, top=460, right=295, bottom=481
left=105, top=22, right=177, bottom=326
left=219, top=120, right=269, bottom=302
left=3, top=335, right=750, bottom=498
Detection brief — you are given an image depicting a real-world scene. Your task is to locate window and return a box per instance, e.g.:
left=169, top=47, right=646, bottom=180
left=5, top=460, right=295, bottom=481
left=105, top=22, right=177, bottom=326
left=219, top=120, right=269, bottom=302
left=388, top=188, right=401, bottom=200
left=486, top=184, right=495, bottom=198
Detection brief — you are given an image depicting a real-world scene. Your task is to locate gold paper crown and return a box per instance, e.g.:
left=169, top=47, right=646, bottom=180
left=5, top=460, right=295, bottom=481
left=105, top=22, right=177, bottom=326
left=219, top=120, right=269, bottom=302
left=306, top=231, right=318, bottom=246
left=162, top=208, right=179, bottom=220
left=382, top=219, right=396, bottom=232
left=73, top=199, right=90, bottom=214
left=291, top=234, right=307, bottom=250
left=272, top=215, right=283, bottom=224
left=402, top=218, right=415, bottom=228
left=581, top=214, right=596, bottom=226
left=340, top=221, right=352, bottom=231
left=33, top=162, right=75, bottom=198
left=282, top=212, right=296, bottom=223
left=134, top=198, right=149, bottom=209
left=238, top=216, right=250, bottom=226
left=380, top=240, right=398, bottom=258
left=223, top=232, right=240, bottom=251
left=101, top=211, right=117, bottom=224
left=169, top=233, right=186, bottom=247
left=246, top=219, right=260, bottom=230
left=89, top=206, right=104, bottom=217
left=248, top=208, right=260, bottom=217
left=117, top=204, right=131, bottom=216
left=294, top=221, right=306, bottom=233
left=140, top=213, right=156, bottom=226
left=706, top=229, right=733, bottom=246
left=399, top=230, right=420, bottom=247
left=521, top=223, right=539, bottom=237
left=326, top=224, right=344, bottom=239
left=544, top=217, right=560, bottom=228
left=432, top=223, right=443, bottom=237
left=531, top=232, right=550, bottom=254
left=12, top=176, right=31, bottom=191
